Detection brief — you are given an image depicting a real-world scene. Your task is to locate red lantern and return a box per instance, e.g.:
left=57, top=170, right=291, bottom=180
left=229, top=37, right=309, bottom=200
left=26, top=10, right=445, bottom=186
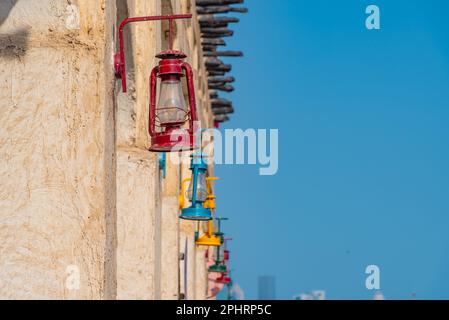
left=115, top=14, right=198, bottom=152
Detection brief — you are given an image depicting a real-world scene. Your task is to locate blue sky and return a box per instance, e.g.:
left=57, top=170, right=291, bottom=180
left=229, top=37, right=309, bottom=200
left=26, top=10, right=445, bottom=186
left=214, top=0, right=449, bottom=299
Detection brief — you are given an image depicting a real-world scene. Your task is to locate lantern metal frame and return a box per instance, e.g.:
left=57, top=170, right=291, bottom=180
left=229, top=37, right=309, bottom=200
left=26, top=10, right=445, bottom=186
left=114, top=14, right=198, bottom=152
left=203, top=177, right=219, bottom=211
left=223, top=237, right=232, bottom=262
left=196, top=220, right=221, bottom=247
left=179, top=153, right=212, bottom=221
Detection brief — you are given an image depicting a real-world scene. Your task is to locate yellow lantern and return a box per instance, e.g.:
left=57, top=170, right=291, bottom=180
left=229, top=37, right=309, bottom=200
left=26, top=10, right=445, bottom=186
left=195, top=177, right=222, bottom=247
left=196, top=220, right=221, bottom=247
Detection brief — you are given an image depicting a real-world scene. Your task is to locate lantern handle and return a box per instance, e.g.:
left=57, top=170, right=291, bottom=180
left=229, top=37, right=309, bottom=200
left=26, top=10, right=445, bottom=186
left=115, top=14, right=193, bottom=92
left=181, top=62, right=198, bottom=131
left=207, top=220, right=216, bottom=237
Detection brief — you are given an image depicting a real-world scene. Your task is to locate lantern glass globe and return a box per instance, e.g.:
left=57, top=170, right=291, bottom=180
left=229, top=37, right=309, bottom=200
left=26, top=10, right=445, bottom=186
left=187, top=171, right=208, bottom=202
left=212, top=245, right=224, bottom=261
left=157, top=79, right=187, bottom=126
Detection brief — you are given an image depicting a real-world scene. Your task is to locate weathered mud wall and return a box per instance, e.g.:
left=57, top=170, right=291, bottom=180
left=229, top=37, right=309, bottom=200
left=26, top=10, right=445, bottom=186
left=0, top=0, right=213, bottom=300
left=0, top=0, right=117, bottom=299
left=115, top=0, right=161, bottom=300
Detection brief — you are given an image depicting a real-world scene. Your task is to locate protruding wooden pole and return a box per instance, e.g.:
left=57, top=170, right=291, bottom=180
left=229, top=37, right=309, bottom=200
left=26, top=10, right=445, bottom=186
left=197, top=0, right=244, bottom=6
left=208, top=84, right=234, bottom=92
left=204, top=50, right=243, bottom=57
left=202, top=38, right=226, bottom=46
left=197, top=6, right=248, bottom=15
left=208, top=76, right=235, bottom=84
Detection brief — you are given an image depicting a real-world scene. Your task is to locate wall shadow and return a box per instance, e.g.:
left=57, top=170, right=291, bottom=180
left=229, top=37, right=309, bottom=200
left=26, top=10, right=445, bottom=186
left=0, top=0, right=19, bottom=25
left=0, top=1, right=29, bottom=60
left=116, top=0, right=135, bottom=89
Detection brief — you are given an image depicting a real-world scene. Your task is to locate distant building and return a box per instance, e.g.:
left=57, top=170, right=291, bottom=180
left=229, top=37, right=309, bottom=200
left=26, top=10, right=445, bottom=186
left=293, top=290, right=326, bottom=300
left=258, top=276, right=276, bottom=300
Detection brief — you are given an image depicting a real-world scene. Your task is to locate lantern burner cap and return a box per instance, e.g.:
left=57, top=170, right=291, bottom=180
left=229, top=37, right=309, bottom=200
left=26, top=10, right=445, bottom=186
left=156, top=50, right=187, bottom=59
left=208, top=263, right=228, bottom=274
left=196, top=233, right=221, bottom=247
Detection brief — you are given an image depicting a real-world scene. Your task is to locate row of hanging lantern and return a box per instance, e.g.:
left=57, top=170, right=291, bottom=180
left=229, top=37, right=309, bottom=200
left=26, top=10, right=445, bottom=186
left=115, top=13, right=236, bottom=298
left=179, top=173, right=235, bottom=290
left=198, top=180, right=234, bottom=287
left=180, top=153, right=212, bottom=221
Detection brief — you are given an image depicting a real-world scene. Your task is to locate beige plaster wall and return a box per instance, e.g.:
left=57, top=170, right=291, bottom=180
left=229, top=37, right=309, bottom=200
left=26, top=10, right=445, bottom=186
left=0, top=0, right=117, bottom=299
left=115, top=0, right=161, bottom=300
left=0, top=0, right=213, bottom=300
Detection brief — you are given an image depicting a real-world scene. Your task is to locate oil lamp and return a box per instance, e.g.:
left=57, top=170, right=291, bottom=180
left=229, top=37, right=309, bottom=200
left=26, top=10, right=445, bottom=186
left=196, top=220, right=221, bottom=247
left=196, top=177, right=221, bottom=246
left=115, top=14, right=198, bottom=152
left=180, top=153, right=212, bottom=221
left=208, top=246, right=228, bottom=274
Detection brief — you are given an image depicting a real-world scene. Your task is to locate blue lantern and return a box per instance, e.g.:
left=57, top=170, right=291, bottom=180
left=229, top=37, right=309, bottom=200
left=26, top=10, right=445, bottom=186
left=180, top=153, right=212, bottom=221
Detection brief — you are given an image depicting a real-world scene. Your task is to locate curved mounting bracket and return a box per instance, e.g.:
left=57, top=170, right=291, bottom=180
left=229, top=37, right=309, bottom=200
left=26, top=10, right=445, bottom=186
left=114, top=14, right=193, bottom=92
